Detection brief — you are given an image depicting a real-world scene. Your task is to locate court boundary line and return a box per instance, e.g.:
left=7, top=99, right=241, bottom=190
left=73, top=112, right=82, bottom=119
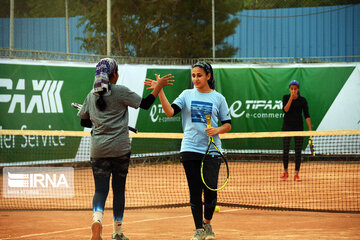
left=0, top=208, right=245, bottom=240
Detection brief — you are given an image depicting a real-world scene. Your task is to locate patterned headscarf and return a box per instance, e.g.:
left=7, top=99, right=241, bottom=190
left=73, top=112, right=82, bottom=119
left=192, top=61, right=215, bottom=90
left=93, top=58, right=118, bottom=94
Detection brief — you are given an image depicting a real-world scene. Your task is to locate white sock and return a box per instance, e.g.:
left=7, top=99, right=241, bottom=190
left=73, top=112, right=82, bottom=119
left=93, top=211, right=103, bottom=224
left=113, top=222, right=122, bottom=234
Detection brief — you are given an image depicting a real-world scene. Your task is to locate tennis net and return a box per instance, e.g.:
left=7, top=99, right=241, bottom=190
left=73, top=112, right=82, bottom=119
left=0, top=129, right=359, bottom=213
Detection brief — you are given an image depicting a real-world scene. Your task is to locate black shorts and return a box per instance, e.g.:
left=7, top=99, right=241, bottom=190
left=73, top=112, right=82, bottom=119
left=90, top=152, right=130, bottom=178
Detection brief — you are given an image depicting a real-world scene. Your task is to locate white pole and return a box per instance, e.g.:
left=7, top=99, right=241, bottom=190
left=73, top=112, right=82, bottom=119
left=65, top=0, right=70, bottom=55
left=107, top=0, right=111, bottom=56
left=212, top=0, right=215, bottom=59
left=10, top=0, right=14, bottom=54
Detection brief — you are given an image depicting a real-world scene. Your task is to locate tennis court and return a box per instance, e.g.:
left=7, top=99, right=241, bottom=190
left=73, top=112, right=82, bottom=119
left=0, top=208, right=360, bottom=240
left=1, top=161, right=359, bottom=211
left=1, top=2, right=360, bottom=239
left=1, top=130, right=359, bottom=240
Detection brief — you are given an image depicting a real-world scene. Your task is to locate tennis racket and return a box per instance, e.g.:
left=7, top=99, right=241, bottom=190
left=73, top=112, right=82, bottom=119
left=308, top=135, right=315, bottom=156
left=71, top=102, right=138, bottom=133
left=200, top=114, right=229, bottom=191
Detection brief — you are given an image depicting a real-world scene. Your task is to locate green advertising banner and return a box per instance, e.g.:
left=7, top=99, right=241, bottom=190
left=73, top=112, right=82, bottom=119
left=1, top=61, right=358, bottom=164
left=136, top=66, right=355, bottom=133
left=216, top=67, right=355, bottom=133
left=135, top=66, right=355, bottom=151
left=216, top=67, right=355, bottom=150
left=0, top=63, right=94, bottom=163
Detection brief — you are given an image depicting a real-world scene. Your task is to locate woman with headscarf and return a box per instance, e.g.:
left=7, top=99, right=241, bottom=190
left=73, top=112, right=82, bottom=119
left=77, top=58, right=174, bottom=240
left=145, top=61, right=231, bottom=240
left=281, top=80, right=312, bottom=182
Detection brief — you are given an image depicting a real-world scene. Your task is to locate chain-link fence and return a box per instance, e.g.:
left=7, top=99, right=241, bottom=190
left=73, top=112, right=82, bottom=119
left=1, top=49, right=359, bottom=65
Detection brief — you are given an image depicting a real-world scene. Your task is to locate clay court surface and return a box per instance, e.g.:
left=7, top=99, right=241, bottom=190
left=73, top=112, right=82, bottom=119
left=1, top=162, right=359, bottom=211
left=1, top=161, right=359, bottom=239
left=0, top=207, right=359, bottom=240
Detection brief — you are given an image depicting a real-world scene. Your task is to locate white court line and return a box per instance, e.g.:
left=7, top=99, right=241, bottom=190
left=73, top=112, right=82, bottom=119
left=0, top=208, right=245, bottom=239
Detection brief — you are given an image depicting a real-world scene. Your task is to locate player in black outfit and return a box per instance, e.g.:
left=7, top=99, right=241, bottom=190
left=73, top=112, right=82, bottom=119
left=281, top=80, right=312, bottom=181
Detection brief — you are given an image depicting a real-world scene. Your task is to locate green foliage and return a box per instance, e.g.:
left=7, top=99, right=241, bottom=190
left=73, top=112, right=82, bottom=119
left=76, top=0, right=242, bottom=57
left=73, top=0, right=360, bottom=57
left=2, top=0, right=358, bottom=17
left=0, top=0, right=84, bottom=18
left=1, top=0, right=359, bottom=57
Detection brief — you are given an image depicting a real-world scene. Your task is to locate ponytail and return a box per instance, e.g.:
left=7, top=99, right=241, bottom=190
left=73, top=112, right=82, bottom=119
left=96, top=91, right=106, bottom=111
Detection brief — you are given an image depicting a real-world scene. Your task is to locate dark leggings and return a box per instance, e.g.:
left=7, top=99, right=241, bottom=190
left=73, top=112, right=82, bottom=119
left=91, top=153, right=130, bottom=222
left=181, top=152, right=217, bottom=229
left=282, top=136, right=304, bottom=171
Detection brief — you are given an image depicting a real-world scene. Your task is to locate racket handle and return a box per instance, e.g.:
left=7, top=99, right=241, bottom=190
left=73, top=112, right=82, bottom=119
left=71, top=102, right=82, bottom=110
left=128, top=126, right=138, bottom=133
left=206, top=114, right=211, bottom=128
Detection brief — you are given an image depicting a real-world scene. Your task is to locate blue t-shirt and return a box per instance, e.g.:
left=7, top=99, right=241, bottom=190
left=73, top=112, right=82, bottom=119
left=172, top=89, right=231, bottom=154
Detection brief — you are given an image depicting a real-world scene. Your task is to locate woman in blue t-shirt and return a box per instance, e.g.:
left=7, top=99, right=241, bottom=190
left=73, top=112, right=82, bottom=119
left=145, top=61, right=231, bottom=240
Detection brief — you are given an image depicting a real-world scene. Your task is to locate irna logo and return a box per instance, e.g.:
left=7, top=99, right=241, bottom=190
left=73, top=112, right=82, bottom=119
left=7, top=172, right=69, bottom=188
left=3, top=167, right=74, bottom=198
left=0, top=79, right=64, bottom=113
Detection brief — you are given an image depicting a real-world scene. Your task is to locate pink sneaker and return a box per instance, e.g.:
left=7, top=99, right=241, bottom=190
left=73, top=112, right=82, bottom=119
left=280, top=172, right=289, bottom=180
left=294, top=174, right=301, bottom=181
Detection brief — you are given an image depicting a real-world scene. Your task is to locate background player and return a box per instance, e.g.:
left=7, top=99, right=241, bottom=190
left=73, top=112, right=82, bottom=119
left=281, top=80, right=312, bottom=181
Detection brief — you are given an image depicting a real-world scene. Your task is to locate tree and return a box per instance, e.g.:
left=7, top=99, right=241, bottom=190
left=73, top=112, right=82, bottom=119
left=1, top=0, right=358, bottom=18
left=1, top=0, right=358, bottom=57
left=77, top=0, right=242, bottom=58
left=0, top=0, right=84, bottom=18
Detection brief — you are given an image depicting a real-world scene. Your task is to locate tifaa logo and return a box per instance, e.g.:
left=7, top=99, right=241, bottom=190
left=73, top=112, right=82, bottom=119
left=150, top=104, right=163, bottom=122
left=0, top=78, right=64, bottom=113
left=150, top=104, right=181, bottom=123
left=229, top=100, right=283, bottom=118
left=3, top=167, right=74, bottom=198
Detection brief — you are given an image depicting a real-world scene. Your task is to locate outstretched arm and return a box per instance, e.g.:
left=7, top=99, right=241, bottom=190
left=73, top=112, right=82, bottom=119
left=149, top=74, right=174, bottom=98
left=144, top=74, right=176, bottom=117
left=158, top=89, right=174, bottom=117
left=140, top=74, right=174, bottom=110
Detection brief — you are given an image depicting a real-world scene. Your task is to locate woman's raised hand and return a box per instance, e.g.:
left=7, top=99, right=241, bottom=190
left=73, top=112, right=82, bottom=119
left=144, top=74, right=174, bottom=90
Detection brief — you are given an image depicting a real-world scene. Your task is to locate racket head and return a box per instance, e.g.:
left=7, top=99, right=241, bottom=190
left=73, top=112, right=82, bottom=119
left=71, top=102, right=82, bottom=110
left=309, top=136, right=315, bottom=156
left=201, top=150, right=229, bottom=192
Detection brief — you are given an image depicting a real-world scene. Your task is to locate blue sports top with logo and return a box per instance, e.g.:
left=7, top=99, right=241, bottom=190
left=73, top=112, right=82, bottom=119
left=172, top=88, right=231, bottom=154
